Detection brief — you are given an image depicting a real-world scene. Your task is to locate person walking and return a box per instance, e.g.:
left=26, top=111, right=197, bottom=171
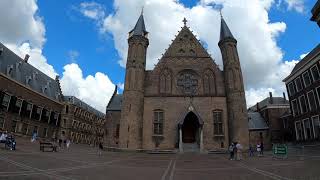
left=236, top=142, right=243, bottom=160
left=249, top=144, right=254, bottom=157
left=98, top=142, right=103, bottom=156
left=0, top=131, right=7, bottom=143
left=31, top=130, right=37, bottom=143
left=229, top=143, right=235, bottom=160
left=66, top=139, right=71, bottom=149
left=260, top=141, right=264, bottom=156
left=257, top=142, right=262, bottom=157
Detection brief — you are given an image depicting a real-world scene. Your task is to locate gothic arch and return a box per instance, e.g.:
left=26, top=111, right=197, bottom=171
left=159, top=68, right=172, bottom=94
left=203, top=69, right=216, bottom=95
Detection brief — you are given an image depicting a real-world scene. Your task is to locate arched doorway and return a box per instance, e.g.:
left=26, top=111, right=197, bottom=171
left=182, top=112, right=200, bottom=143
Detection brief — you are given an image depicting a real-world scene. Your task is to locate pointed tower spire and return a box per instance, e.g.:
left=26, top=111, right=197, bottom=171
left=219, top=15, right=235, bottom=41
left=129, top=11, right=148, bottom=37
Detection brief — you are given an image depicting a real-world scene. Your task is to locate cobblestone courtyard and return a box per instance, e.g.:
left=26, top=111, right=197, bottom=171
left=0, top=139, right=320, bottom=180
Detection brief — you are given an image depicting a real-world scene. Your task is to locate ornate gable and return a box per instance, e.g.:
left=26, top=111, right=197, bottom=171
left=162, top=26, right=210, bottom=58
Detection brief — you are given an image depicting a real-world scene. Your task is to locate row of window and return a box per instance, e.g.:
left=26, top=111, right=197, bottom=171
left=70, top=132, right=103, bottom=144
left=1, top=92, right=60, bottom=126
left=9, top=121, right=55, bottom=138
left=73, top=107, right=104, bottom=125
left=288, top=63, right=320, bottom=96
left=71, top=120, right=104, bottom=135
left=152, top=110, right=223, bottom=135
left=295, top=115, right=320, bottom=141
left=291, top=87, right=320, bottom=116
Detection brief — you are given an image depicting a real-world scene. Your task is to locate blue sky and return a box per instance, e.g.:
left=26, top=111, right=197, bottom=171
left=37, top=0, right=318, bottom=80
left=0, top=0, right=319, bottom=111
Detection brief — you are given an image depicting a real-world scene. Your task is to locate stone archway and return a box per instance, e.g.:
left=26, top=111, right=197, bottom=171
left=178, top=110, right=204, bottom=153
left=182, top=112, right=199, bottom=143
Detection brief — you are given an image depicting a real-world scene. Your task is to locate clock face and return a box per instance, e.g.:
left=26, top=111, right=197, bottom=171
left=177, top=70, right=198, bottom=95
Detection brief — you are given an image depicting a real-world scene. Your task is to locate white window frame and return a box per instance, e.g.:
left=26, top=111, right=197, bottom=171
left=302, top=71, right=312, bottom=87
left=288, top=82, right=295, bottom=96
left=302, top=118, right=311, bottom=140
left=311, top=64, right=320, bottom=82
left=299, top=95, right=307, bottom=114
left=295, top=121, right=300, bottom=141
left=307, top=90, right=317, bottom=111
left=291, top=99, right=299, bottom=116
left=316, top=86, right=320, bottom=107
left=311, top=115, right=319, bottom=139
left=295, top=77, right=303, bottom=92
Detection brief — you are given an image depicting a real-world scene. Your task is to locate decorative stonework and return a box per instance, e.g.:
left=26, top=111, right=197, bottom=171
left=177, top=71, right=198, bottom=95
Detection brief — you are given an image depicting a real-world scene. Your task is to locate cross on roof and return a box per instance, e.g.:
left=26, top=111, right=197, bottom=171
left=183, top=18, right=187, bottom=26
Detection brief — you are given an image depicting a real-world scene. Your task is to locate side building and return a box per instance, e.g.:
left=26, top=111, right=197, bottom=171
left=283, top=44, right=320, bottom=142
left=0, top=42, right=63, bottom=139
left=248, top=92, right=290, bottom=149
left=62, top=96, right=105, bottom=145
left=311, top=0, right=320, bottom=27
left=104, top=86, right=122, bottom=148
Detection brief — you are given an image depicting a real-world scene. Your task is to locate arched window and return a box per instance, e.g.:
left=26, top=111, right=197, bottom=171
left=153, top=110, right=164, bottom=135
left=159, top=69, right=172, bottom=94
left=203, top=69, right=215, bottom=95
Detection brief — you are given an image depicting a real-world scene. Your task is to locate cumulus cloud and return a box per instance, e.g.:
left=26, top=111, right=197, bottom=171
left=60, top=63, right=115, bottom=112
left=79, top=2, right=105, bottom=20
left=0, top=0, right=115, bottom=113
left=0, top=0, right=57, bottom=78
left=283, top=0, right=305, bottom=13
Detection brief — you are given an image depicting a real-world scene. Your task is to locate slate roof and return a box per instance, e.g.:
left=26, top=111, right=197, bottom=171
left=129, top=14, right=148, bottom=36
left=64, top=96, right=105, bottom=118
left=106, top=94, right=123, bottom=111
left=249, top=97, right=289, bottom=111
left=220, top=17, right=235, bottom=41
left=248, top=112, right=269, bottom=130
left=106, top=85, right=123, bottom=112
left=284, top=44, right=320, bottom=82
left=0, top=42, right=63, bottom=102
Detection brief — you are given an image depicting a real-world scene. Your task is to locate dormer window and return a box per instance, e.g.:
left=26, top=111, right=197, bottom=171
left=26, top=76, right=32, bottom=86
left=32, top=72, right=38, bottom=80
left=6, top=65, right=13, bottom=76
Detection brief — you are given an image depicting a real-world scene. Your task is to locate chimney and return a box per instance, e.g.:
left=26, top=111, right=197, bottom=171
left=24, top=54, right=30, bottom=63
left=283, top=92, right=286, bottom=103
left=269, top=92, right=273, bottom=104
left=256, top=102, right=260, bottom=111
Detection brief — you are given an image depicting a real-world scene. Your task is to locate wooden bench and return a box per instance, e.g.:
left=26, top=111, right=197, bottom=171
left=40, top=142, right=57, bottom=152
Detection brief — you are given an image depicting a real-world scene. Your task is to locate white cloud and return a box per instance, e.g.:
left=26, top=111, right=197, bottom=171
left=0, top=0, right=116, bottom=113
left=60, top=63, right=115, bottom=113
left=117, top=82, right=125, bottom=90
left=82, top=0, right=301, bottom=106
left=79, top=2, right=105, bottom=20
left=283, top=0, right=305, bottom=13
left=0, top=0, right=56, bottom=78
left=0, top=0, right=46, bottom=48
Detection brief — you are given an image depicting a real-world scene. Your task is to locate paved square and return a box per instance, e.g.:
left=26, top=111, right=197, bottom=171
left=1, top=140, right=320, bottom=180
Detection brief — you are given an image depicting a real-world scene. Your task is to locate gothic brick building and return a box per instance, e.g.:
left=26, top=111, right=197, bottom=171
left=0, top=42, right=106, bottom=145
left=105, top=14, right=249, bottom=152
